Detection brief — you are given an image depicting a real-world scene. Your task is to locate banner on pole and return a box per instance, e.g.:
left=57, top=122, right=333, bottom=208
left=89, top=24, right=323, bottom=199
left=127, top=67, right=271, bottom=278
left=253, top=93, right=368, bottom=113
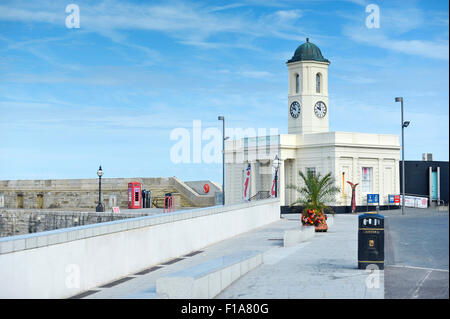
left=243, top=163, right=251, bottom=202
left=271, top=167, right=277, bottom=198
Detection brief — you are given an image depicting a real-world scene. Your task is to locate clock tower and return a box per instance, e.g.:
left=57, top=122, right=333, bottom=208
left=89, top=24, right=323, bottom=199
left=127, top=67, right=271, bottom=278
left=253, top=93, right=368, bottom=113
left=287, top=38, right=330, bottom=135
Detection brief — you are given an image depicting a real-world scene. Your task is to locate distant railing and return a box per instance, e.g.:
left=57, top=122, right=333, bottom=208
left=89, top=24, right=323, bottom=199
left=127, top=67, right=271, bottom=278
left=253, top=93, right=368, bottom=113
left=249, top=191, right=271, bottom=201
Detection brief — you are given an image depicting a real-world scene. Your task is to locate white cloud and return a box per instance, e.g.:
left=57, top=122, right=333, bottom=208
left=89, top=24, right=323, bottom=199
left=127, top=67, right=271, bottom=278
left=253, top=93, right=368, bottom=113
left=273, top=9, right=302, bottom=21
left=343, top=25, right=449, bottom=60
left=237, top=70, right=274, bottom=79
left=0, top=0, right=305, bottom=48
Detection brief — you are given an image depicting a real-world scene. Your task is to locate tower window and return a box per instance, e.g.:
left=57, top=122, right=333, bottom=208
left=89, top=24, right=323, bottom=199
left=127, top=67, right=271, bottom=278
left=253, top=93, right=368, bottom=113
left=316, top=73, right=321, bottom=93
left=295, top=74, right=300, bottom=93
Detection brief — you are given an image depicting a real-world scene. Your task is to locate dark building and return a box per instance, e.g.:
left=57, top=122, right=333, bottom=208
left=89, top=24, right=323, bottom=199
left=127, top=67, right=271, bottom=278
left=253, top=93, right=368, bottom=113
left=400, top=159, right=449, bottom=205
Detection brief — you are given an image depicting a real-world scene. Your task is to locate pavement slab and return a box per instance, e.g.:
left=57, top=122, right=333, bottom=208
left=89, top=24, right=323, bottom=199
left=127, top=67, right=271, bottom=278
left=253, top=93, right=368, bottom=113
left=81, top=214, right=383, bottom=299
left=383, top=207, right=449, bottom=299
left=216, top=214, right=383, bottom=299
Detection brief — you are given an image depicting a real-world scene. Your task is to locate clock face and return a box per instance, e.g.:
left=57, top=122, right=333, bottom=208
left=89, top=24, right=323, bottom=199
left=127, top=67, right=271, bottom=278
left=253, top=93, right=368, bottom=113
left=290, top=101, right=301, bottom=118
left=314, top=101, right=327, bottom=118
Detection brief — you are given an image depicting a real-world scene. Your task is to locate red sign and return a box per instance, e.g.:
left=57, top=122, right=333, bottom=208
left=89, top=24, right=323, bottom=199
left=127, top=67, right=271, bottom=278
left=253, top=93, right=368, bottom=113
left=112, top=207, right=120, bottom=214
left=203, top=184, right=210, bottom=193
left=394, top=195, right=400, bottom=204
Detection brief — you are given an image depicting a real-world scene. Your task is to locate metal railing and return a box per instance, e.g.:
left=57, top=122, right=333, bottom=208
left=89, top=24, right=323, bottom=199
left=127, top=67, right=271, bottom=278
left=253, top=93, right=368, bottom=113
left=249, top=191, right=271, bottom=201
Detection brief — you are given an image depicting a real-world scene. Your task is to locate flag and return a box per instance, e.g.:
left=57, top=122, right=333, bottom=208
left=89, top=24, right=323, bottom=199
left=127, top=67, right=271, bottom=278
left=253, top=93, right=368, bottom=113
left=243, top=164, right=251, bottom=201
left=271, top=167, right=277, bottom=197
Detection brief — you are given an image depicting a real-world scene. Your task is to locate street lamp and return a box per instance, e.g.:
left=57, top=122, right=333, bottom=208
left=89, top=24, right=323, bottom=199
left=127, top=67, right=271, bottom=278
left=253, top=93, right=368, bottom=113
left=96, top=165, right=104, bottom=212
left=272, top=155, right=281, bottom=198
left=218, top=116, right=225, bottom=205
left=395, top=97, right=410, bottom=215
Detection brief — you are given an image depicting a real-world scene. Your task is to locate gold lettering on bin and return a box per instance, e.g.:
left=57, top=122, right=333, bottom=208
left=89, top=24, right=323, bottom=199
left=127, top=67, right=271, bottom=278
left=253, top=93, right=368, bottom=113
left=368, top=239, right=375, bottom=247
left=363, top=230, right=379, bottom=234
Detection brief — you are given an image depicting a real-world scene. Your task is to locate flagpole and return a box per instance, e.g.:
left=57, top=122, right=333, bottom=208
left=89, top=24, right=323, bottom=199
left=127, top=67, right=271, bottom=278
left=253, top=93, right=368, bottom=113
left=218, top=116, right=225, bottom=205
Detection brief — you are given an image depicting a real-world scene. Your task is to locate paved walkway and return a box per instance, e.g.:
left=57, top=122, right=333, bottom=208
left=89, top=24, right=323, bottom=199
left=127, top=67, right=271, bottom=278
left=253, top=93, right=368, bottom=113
left=79, top=214, right=382, bottom=299
left=217, top=214, right=383, bottom=299
left=383, top=207, right=448, bottom=299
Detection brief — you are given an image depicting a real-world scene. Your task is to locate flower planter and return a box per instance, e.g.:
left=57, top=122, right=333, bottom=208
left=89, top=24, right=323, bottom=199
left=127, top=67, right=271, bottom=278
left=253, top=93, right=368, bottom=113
left=301, top=209, right=328, bottom=232
left=315, top=221, right=328, bottom=232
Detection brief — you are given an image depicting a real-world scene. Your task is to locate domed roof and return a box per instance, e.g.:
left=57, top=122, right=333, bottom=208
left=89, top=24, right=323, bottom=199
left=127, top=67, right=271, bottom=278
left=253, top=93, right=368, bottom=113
left=287, top=38, right=330, bottom=63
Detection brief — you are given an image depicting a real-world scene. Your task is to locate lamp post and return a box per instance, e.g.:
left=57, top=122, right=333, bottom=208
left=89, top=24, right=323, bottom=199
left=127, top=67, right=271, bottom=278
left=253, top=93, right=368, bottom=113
left=218, top=116, right=225, bottom=205
left=96, top=165, right=104, bottom=212
left=395, top=97, right=410, bottom=215
left=272, top=155, right=281, bottom=198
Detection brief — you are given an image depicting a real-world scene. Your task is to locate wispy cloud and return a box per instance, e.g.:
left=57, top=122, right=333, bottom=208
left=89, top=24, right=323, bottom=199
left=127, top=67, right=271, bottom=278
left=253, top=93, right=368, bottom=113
left=0, top=0, right=305, bottom=48
left=207, top=3, right=247, bottom=13
left=344, top=25, right=449, bottom=60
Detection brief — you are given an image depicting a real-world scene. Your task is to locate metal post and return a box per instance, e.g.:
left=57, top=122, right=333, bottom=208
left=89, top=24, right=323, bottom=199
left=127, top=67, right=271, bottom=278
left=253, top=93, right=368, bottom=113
left=96, top=166, right=104, bottom=212
left=401, top=99, right=405, bottom=215
left=218, top=116, right=225, bottom=205
left=99, top=176, right=102, bottom=208
left=222, top=119, right=225, bottom=205
left=396, top=97, right=406, bottom=216
left=274, top=168, right=278, bottom=198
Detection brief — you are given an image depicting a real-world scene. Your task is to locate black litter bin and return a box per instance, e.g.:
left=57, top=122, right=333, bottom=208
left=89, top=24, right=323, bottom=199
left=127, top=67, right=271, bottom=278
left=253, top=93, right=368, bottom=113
left=141, top=189, right=147, bottom=208
left=146, top=190, right=151, bottom=208
left=358, top=212, right=384, bottom=270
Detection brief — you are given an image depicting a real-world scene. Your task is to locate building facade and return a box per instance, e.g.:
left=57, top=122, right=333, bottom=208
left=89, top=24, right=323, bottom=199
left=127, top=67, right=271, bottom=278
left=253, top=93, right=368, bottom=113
left=225, top=39, right=401, bottom=211
left=401, top=159, right=449, bottom=205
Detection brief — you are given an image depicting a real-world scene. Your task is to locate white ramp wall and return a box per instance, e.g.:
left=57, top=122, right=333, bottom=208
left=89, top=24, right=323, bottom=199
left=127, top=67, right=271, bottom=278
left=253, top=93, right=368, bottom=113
left=0, top=198, right=279, bottom=299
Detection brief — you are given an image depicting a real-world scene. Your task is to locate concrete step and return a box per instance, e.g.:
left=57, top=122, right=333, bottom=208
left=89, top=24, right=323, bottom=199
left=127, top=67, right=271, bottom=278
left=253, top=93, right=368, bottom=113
left=155, top=250, right=262, bottom=299
left=283, top=226, right=315, bottom=247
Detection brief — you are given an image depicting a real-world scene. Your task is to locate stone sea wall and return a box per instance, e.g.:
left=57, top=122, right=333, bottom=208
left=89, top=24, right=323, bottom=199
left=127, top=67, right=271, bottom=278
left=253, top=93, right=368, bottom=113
left=0, top=177, right=217, bottom=210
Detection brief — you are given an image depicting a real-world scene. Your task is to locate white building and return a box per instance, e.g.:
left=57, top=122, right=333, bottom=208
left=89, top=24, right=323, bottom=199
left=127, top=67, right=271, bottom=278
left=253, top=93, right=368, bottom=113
left=224, top=38, right=400, bottom=211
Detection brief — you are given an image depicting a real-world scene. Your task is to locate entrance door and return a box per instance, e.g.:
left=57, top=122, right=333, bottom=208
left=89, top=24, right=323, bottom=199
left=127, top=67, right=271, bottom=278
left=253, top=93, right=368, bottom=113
left=37, top=194, right=44, bottom=209
left=431, top=171, right=438, bottom=200
left=17, top=194, right=24, bottom=209
left=284, top=160, right=294, bottom=206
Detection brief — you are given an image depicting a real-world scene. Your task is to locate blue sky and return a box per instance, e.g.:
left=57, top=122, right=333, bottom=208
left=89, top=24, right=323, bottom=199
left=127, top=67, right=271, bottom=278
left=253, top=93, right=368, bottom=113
left=0, top=0, right=448, bottom=182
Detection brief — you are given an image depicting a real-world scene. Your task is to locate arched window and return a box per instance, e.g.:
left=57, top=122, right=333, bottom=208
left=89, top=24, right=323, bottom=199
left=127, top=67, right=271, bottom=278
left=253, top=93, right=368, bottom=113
left=295, top=74, right=300, bottom=93
left=316, top=73, right=321, bottom=93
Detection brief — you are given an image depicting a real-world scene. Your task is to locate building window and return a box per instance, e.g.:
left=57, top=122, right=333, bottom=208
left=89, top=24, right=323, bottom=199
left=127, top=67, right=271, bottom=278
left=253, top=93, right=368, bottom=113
left=295, top=74, right=300, bottom=93
left=316, top=73, right=321, bottom=93
left=361, top=167, right=373, bottom=193
left=306, top=167, right=316, bottom=178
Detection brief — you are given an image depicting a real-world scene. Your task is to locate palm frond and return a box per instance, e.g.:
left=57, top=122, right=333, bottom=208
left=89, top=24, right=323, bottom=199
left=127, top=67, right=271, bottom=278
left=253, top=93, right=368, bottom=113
left=288, top=169, right=340, bottom=214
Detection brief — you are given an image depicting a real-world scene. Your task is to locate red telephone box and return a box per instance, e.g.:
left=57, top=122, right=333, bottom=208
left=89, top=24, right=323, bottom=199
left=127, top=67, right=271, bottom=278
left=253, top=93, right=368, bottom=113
left=128, top=182, right=141, bottom=209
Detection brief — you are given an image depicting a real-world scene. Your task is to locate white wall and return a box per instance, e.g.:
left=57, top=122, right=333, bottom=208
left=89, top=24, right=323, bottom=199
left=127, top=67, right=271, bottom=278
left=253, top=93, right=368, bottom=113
left=0, top=198, right=280, bottom=299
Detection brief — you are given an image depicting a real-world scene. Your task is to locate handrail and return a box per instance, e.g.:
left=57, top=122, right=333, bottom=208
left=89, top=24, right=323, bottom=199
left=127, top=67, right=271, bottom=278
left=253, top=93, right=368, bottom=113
left=163, top=195, right=174, bottom=213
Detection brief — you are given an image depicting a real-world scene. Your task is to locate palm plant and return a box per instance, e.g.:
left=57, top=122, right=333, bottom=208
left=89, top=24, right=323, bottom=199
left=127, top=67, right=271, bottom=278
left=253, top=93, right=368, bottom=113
left=287, top=170, right=340, bottom=216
